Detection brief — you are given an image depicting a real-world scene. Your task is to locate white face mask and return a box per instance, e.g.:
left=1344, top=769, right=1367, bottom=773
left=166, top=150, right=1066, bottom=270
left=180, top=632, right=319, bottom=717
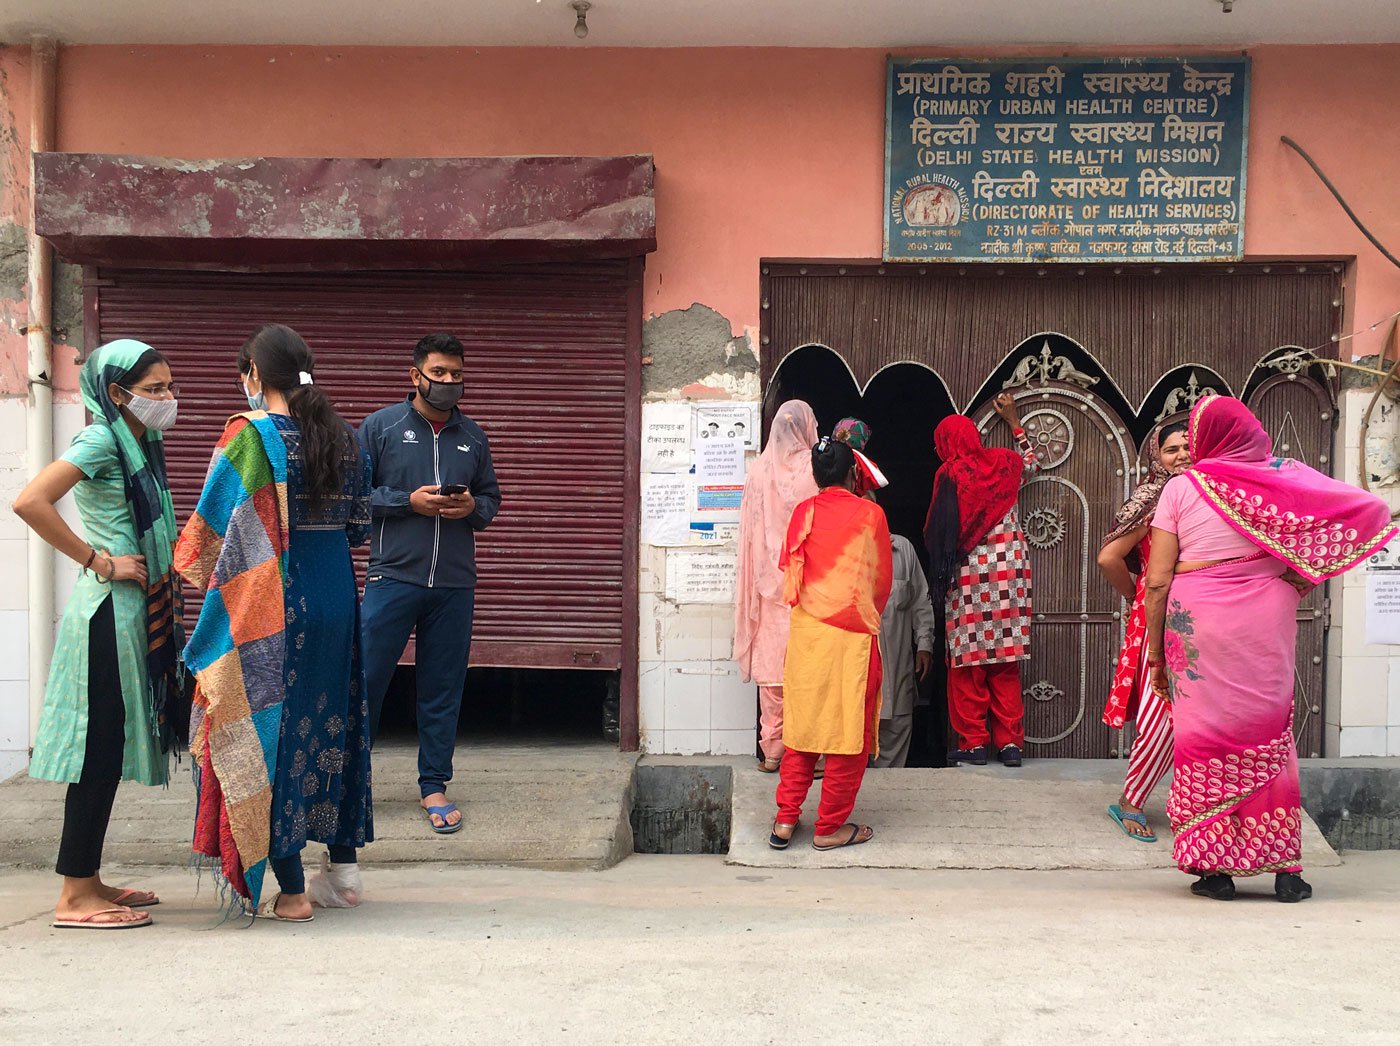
left=120, top=388, right=179, bottom=431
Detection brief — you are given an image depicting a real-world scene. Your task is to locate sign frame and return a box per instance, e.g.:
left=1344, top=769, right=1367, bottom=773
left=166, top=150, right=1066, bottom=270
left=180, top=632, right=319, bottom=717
left=883, top=55, right=1251, bottom=265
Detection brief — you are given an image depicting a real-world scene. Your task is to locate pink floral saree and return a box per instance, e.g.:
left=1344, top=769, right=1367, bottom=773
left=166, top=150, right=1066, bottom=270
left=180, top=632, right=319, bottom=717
left=1163, top=552, right=1304, bottom=875
left=1159, top=396, right=1395, bottom=877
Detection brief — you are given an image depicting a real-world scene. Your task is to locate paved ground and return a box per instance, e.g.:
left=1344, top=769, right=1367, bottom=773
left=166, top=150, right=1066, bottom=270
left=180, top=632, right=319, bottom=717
left=2, top=853, right=1397, bottom=1045
left=728, top=759, right=1341, bottom=870
left=0, top=740, right=639, bottom=871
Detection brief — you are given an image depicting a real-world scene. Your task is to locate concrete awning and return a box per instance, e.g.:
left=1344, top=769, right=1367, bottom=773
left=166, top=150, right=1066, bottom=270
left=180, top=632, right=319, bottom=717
left=34, top=152, right=656, bottom=268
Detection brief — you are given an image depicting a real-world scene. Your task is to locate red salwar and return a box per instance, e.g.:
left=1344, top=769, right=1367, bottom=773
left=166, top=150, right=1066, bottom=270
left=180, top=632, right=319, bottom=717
left=947, top=661, right=1024, bottom=751
left=775, top=644, right=881, bottom=836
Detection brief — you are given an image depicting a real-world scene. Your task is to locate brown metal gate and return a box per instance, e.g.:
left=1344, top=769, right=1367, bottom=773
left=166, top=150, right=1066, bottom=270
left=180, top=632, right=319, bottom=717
left=761, top=261, right=1344, bottom=757
left=88, top=262, right=642, bottom=680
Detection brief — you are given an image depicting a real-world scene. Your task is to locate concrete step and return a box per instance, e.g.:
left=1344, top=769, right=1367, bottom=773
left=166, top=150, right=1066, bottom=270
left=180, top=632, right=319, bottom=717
left=0, top=740, right=639, bottom=872
left=726, top=758, right=1343, bottom=871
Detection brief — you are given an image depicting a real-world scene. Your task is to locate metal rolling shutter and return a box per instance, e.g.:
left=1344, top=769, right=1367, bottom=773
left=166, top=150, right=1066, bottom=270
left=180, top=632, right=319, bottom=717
left=91, top=263, right=636, bottom=670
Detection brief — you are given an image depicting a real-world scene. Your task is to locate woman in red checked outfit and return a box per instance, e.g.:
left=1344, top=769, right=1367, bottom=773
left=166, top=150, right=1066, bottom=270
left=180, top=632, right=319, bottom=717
left=923, top=393, right=1039, bottom=768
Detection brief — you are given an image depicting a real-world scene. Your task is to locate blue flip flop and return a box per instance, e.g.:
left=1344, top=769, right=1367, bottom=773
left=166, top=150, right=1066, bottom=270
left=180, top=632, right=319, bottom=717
left=1108, top=804, right=1157, bottom=843
left=424, top=803, right=462, bottom=835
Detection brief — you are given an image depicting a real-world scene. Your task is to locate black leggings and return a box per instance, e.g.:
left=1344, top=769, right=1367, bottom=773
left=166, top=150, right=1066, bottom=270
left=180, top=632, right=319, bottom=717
left=55, top=597, right=126, bottom=879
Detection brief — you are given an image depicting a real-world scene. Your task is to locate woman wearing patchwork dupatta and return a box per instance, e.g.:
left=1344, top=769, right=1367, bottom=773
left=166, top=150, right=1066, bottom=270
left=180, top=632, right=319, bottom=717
left=1145, top=396, right=1394, bottom=902
left=770, top=438, right=892, bottom=851
left=177, top=324, right=373, bottom=922
left=15, top=341, right=182, bottom=929
left=735, top=400, right=819, bottom=772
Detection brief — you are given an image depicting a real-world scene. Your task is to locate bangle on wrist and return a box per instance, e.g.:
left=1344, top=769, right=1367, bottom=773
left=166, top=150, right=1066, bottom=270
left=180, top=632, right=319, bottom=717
left=82, top=548, right=97, bottom=574
left=1146, top=652, right=1165, bottom=668
left=1012, top=426, right=1026, bottom=437
left=98, top=556, right=116, bottom=583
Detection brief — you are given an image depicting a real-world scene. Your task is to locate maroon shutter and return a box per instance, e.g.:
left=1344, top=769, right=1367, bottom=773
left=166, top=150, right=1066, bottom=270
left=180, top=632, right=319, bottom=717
left=91, top=263, right=635, bottom=670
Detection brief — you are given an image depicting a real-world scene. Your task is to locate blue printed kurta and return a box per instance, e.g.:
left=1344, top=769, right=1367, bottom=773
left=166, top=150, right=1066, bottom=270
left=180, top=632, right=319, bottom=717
left=268, top=415, right=375, bottom=857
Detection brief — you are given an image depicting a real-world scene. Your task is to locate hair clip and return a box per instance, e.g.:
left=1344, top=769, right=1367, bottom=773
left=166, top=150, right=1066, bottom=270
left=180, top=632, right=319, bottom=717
left=815, top=436, right=832, bottom=452
left=298, top=371, right=314, bottom=385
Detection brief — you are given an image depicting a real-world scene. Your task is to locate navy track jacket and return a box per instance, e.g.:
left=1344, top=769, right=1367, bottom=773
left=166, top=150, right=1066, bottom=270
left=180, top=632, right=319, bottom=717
left=357, top=394, right=502, bottom=589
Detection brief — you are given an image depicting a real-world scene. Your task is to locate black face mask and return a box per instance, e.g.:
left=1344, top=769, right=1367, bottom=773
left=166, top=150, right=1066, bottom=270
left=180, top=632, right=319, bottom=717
left=416, top=376, right=462, bottom=412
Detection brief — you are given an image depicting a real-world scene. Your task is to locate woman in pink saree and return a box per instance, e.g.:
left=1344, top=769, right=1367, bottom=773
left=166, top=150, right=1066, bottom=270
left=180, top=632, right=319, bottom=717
left=735, top=400, right=820, bottom=772
left=1145, top=396, right=1394, bottom=902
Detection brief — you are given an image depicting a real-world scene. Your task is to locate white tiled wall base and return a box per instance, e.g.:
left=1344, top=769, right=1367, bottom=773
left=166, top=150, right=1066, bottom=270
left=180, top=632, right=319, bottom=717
left=0, top=399, right=30, bottom=768
left=637, top=659, right=758, bottom=756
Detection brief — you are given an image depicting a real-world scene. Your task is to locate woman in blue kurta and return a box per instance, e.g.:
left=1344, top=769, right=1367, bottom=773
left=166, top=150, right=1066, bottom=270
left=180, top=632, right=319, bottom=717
left=14, top=341, right=182, bottom=929
left=181, top=323, right=373, bottom=921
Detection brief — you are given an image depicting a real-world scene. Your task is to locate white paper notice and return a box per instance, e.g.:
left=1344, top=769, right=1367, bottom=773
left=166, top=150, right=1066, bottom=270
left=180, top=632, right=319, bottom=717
left=694, top=435, right=746, bottom=485
left=642, top=403, right=692, bottom=472
left=665, top=550, right=738, bottom=604
left=1365, top=571, right=1400, bottom=646
left=694, top=403, right=758, bottom=448
left=641, top=474, right=691, bottom=547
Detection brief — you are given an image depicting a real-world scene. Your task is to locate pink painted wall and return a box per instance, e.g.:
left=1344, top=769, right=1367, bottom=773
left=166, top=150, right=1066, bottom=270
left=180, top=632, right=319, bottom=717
left=2, top=43, right=1398, bottom=392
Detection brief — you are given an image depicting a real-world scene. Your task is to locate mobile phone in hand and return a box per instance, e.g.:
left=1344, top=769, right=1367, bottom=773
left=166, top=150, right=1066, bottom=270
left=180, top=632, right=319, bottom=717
left=437, top=483, right=469, bottom=496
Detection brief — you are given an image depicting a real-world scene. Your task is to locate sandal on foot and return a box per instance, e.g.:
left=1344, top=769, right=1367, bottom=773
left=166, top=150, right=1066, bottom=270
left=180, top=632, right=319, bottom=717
left=52, top=907, right=151, bottom=930
left=1190, top=874, right=1236, bottom=901
left=108, top=887, right=160, bottom=908
left=812, top=824, right=874, bottom=851
left=1108, top=804, right=1157, bottom=843
left=769, top=820, right=797, bottom=850
left=756, top=757, right=782, bottom=774
left=423, top=803, right=463, bottom=834
left=256, top=893, right=315, bottom=923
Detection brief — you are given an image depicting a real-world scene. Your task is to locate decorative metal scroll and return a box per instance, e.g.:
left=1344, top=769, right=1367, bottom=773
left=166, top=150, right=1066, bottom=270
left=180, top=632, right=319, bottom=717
left=1155, top=369, right=1218, bottom=421
left=1003, top=340, right=1101, bottom=390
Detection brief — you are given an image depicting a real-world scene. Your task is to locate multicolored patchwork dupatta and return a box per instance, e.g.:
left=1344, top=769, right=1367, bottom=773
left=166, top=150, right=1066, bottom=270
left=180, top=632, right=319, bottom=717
left=173, top=413, right=289, bottom=907
left=1185, top=396, right=1396, bottom=583
left=80, top=341, right=183, bottom=752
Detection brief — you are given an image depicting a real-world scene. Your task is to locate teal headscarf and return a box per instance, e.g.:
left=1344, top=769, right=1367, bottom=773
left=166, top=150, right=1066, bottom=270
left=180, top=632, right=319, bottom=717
left=80, top=340, right=182, bottom=751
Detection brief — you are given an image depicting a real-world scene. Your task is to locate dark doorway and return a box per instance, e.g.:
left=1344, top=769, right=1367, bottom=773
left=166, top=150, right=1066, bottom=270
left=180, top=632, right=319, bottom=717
left=378, top=666, right=611, bottom=746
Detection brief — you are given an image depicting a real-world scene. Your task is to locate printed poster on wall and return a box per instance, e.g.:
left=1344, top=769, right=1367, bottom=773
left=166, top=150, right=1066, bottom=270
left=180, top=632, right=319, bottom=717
left=884, top=56, right=1250, bottom=263
left=665, top=549, right=738, bottom=604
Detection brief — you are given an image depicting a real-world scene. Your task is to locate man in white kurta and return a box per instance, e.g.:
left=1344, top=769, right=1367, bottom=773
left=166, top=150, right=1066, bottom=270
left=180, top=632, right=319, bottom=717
left=872, top=534, right=937, bottom=768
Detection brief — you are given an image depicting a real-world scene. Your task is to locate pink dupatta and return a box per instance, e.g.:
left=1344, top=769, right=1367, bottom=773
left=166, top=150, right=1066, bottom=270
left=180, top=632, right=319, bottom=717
left=734, top=400, right=819, bottom=681
left=1185, top=395, right=1395, bottom=583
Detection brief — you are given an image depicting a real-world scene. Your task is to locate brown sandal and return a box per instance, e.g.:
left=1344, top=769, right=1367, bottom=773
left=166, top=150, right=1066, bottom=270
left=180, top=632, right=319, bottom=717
left=756, top=757, right=782, bottom=773
left=52, top=906, right=152, bottom=930
left=812, top=823, right=874, bottom=850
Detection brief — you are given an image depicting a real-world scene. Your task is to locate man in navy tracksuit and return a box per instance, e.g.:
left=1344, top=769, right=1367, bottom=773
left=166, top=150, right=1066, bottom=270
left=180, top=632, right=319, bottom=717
left=358, top=333, right=501, bottom=834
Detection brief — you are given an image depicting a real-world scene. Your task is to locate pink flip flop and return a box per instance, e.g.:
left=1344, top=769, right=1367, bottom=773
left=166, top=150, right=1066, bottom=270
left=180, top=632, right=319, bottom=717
left=109, top=888, right=160, bottom=908
left=53, top=907, right=152, bottom=930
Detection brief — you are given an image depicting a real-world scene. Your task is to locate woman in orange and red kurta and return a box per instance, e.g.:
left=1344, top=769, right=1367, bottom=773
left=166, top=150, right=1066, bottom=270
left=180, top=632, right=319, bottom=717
left=770, top=438, right=893, bottom=851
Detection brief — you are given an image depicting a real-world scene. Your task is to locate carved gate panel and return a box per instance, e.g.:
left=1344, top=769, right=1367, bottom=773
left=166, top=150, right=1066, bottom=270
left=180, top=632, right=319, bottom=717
left=1246, top=372, right=1337, bottom=758
left=975, top=384, right=1134, bottom=757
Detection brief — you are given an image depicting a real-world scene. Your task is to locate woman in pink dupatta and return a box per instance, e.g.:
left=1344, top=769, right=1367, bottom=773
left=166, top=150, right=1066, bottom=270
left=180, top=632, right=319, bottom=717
left=735, top=400, right=819, bottom=772
left=1145, top=396, right=1395, bottom=902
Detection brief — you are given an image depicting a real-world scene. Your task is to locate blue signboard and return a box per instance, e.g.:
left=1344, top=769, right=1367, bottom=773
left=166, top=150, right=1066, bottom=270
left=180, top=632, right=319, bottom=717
left=884, top=56, right=1250, bottom=263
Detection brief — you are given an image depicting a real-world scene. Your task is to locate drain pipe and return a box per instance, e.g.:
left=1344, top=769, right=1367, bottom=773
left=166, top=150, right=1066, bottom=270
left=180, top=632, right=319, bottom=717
left=25, top=37, right=57, bottom=746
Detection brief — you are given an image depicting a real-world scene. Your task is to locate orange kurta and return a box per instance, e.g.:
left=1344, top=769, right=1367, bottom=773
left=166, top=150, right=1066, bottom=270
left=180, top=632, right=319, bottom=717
left=779, top=488, right=893, bottom=755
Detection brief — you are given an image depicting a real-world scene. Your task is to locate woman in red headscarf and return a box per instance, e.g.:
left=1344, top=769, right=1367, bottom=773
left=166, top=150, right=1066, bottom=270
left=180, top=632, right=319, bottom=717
left=924, top=393, right=1040, bottom=767
left=1145, top=396, right=1394, bottom=902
